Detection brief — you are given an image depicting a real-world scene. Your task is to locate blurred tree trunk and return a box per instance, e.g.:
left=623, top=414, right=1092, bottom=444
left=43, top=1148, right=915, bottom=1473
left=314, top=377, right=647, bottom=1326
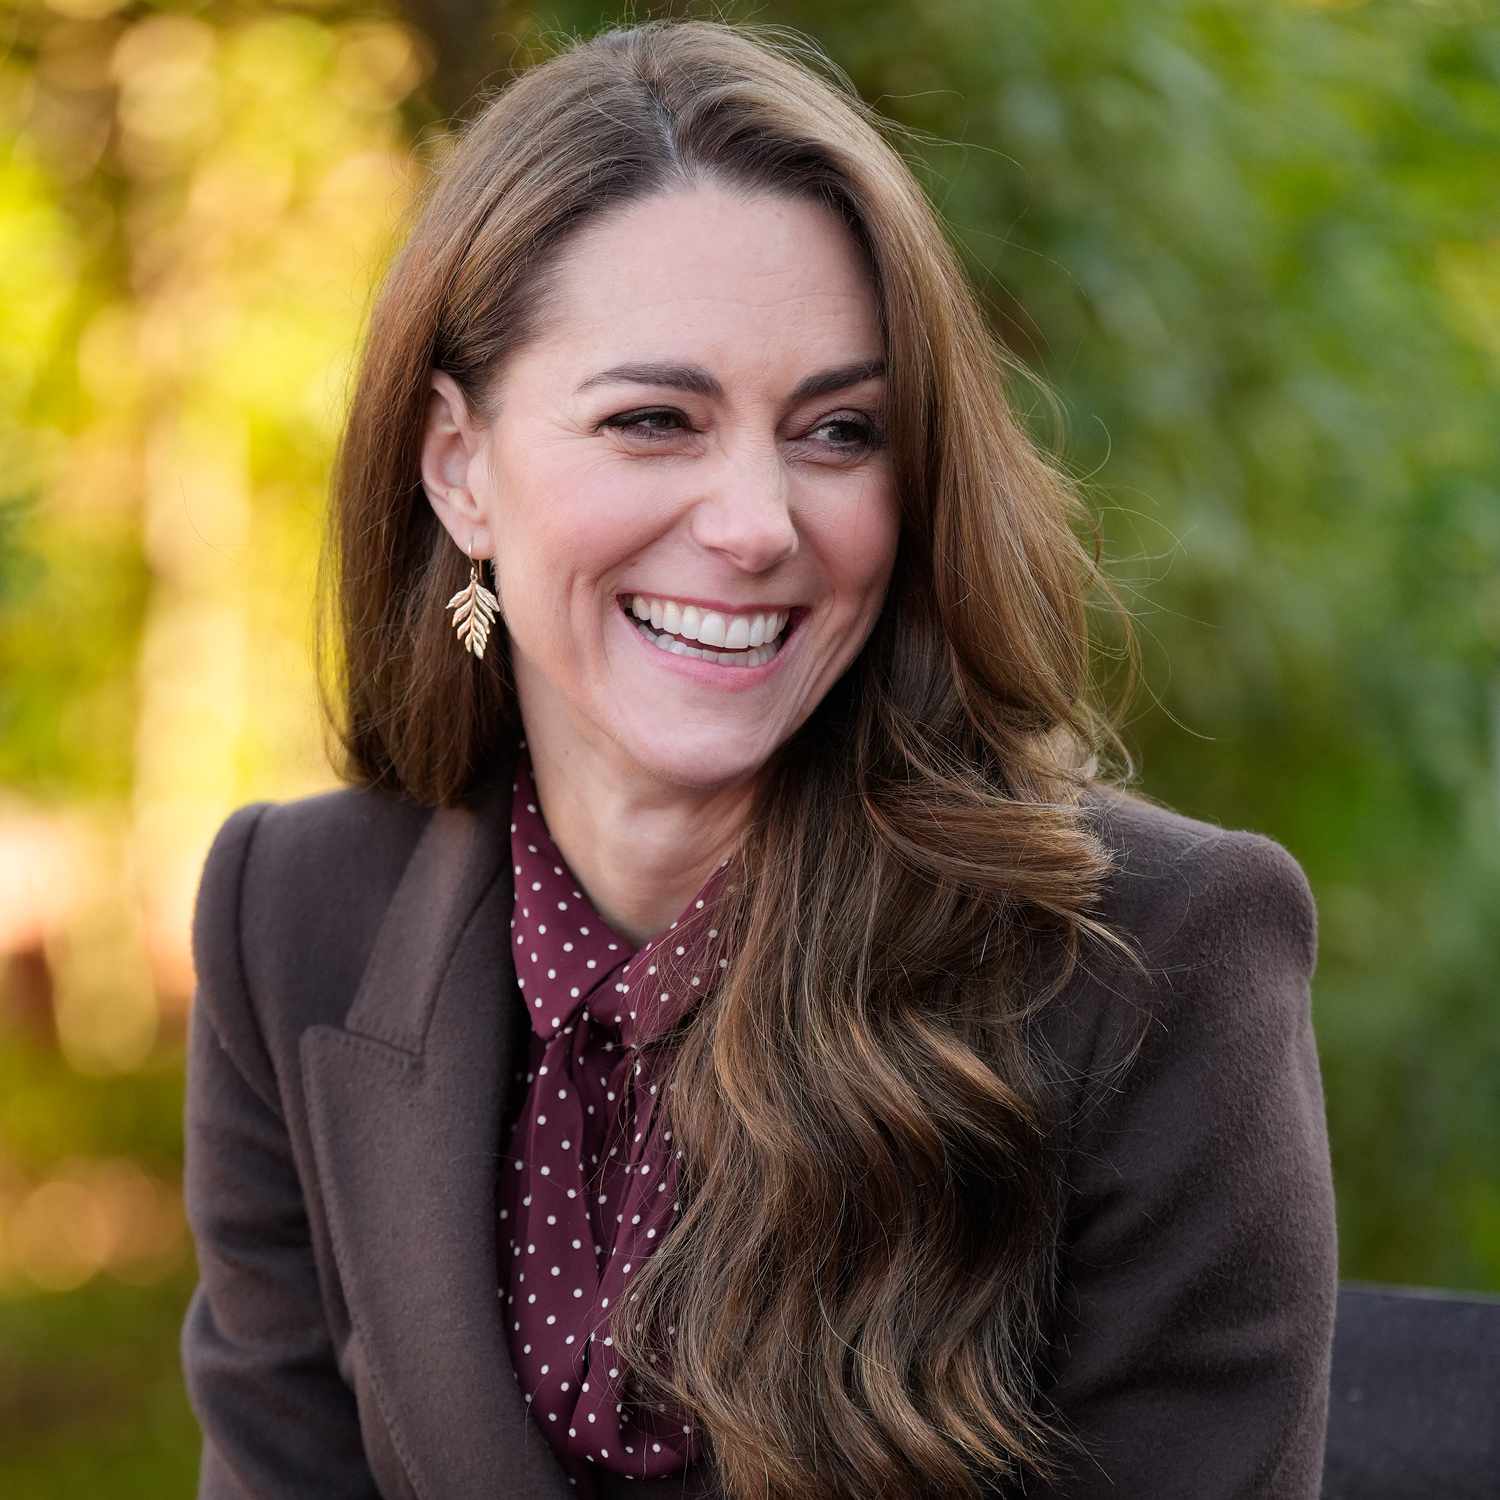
left=395, top=0, right=522, bottom=123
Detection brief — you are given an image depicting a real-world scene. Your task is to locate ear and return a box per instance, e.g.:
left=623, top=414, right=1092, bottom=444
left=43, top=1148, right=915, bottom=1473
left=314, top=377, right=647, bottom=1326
left=421, top=370, right=493, bottom=558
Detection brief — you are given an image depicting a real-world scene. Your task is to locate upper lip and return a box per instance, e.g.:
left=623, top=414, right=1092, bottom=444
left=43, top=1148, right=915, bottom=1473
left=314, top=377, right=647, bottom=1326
left=618, top=591, right=802, bottom=616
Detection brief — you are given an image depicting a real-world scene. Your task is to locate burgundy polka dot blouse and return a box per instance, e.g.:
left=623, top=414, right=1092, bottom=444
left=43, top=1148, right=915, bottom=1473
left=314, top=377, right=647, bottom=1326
left=499, top=744, right=729, bottom=1489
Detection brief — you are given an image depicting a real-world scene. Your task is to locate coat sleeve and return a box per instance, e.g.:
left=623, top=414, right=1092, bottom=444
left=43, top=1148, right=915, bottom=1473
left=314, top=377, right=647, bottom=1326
left=1031, top=830, right=1338, bottom=1499
left=180, top=802, right=382, bottom=1499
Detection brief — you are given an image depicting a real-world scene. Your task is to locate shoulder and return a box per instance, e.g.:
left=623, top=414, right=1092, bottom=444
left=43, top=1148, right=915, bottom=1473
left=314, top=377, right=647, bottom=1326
left=191, top=783, right=435, bottom=1086
left=1078, top=780, right=1317, bottom=979
left=1037, top=783, right=1320, bottom=1119
left=194, top=782, right=433, bottom=963
left=200, top=778, right=434, bottom=876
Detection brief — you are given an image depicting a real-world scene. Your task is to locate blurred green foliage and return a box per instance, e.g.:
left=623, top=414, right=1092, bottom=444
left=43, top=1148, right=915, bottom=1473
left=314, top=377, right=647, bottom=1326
left=1, top=0, right=1496, bottom=1491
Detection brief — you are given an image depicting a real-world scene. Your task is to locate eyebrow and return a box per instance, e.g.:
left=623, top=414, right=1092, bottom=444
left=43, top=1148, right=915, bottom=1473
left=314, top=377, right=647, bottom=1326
left=574, top=357, right=886, bottom=404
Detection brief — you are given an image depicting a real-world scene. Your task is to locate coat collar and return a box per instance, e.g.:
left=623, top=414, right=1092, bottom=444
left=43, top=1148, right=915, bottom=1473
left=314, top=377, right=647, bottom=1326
left=299, top=737, right=580, bottom=1500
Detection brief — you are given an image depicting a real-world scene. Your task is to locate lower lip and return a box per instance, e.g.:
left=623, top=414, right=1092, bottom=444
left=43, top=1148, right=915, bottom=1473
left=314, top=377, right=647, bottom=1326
left=615, top=602, right=801, bottom=690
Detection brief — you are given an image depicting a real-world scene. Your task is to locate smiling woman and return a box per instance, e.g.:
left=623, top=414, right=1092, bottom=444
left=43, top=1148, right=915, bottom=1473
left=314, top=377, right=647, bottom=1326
left=179, top=17, right=1338, bottom=1500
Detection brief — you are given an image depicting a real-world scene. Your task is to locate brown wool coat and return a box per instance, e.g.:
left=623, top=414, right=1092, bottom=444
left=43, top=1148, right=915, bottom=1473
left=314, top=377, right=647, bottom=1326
left=180, top=740, right=1338, bottom=1499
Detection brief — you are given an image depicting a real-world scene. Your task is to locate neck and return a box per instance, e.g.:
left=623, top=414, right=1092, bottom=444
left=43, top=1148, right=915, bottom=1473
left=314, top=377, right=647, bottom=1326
left=518, top=715, right=755, bottom=950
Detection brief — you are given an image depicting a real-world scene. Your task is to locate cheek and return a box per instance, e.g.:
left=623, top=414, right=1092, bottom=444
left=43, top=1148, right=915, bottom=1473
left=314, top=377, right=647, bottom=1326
left=831, top=485, right=901, bottom=605
left=490, top=479, right=659, bottom=636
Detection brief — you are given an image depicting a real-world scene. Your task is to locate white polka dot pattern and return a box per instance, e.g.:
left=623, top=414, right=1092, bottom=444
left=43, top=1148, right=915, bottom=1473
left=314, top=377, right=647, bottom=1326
left=498, top=745, right=726, bottom=1486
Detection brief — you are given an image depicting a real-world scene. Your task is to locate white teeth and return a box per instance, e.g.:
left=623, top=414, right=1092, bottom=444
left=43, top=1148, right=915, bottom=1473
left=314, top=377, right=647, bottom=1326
left=622, top=595, right=794, bottom=651
left=633, top=619, right=781, bottom=669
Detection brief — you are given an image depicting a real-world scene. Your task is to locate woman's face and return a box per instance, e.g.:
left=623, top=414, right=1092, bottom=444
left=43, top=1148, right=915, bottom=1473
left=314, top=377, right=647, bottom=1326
left=422, top=182, right=900, bottom=793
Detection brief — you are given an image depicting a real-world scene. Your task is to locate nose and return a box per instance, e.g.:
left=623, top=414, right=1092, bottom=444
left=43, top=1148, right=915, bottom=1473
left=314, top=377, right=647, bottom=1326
left=687, top=458, right=799, bottom=574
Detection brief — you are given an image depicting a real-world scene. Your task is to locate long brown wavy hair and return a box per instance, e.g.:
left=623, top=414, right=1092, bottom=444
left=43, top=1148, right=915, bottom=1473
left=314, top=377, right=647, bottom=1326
left=315, top=16, right=1153, bottom=1498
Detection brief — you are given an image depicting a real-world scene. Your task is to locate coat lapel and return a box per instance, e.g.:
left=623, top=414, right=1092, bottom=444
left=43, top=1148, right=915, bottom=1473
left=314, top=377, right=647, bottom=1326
left=299, top=742, right=578, bottom=1500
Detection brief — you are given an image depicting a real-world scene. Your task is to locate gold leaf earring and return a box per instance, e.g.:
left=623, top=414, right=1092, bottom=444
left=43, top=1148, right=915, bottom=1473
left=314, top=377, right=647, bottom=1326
left=447, top=533, right=499, bottom=659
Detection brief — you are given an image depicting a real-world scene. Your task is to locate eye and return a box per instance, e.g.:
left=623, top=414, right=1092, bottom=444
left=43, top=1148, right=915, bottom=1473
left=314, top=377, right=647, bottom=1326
left=599, top=409, right=693, bottom=441
left=807, top=414, right=886, bottom=453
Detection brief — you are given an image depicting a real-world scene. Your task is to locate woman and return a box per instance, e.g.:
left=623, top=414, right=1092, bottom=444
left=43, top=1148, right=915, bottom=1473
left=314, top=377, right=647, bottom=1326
left=180, top=18, right=1338, bottom=1500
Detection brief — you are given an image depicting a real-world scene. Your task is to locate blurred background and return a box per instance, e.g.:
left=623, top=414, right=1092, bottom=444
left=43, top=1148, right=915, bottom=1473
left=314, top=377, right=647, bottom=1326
left=1, top=0, right=1496, bottom=1489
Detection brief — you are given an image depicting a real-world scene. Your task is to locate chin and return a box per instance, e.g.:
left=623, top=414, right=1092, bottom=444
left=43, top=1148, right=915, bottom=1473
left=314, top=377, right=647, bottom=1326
left=614, top=724, right=785, bottom=793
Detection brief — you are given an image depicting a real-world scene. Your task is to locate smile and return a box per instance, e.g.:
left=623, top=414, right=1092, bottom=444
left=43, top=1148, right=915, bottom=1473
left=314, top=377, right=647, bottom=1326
left=618, top=593, right=799, bottom=669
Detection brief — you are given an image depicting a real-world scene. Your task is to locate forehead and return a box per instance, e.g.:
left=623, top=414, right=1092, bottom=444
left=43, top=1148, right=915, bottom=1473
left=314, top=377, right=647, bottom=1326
left=525, top=183, right=883, bottom=377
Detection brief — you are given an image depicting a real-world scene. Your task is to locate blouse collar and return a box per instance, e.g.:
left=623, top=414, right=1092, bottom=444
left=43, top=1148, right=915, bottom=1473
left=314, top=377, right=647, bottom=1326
left=508, top=745, right=730, bottom=1052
